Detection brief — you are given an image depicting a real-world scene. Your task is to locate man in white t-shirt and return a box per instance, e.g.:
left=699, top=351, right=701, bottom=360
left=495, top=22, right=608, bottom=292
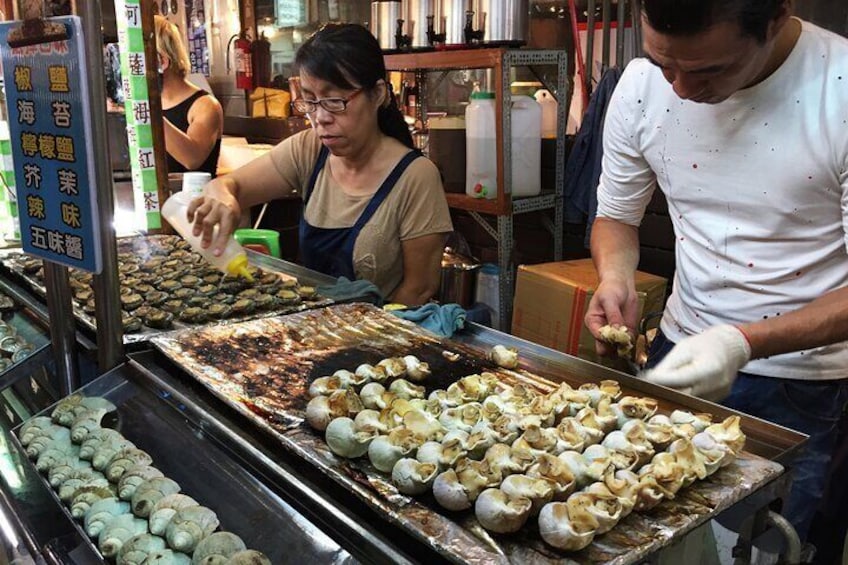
left=585, top=0, right=848, bottom=544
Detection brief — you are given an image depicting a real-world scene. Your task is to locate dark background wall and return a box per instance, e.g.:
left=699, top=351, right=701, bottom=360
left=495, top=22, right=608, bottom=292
left=796, top=0, right=848, bottom=36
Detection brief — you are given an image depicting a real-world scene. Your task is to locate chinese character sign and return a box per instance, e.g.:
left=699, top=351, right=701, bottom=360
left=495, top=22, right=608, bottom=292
left=114, top=0, right=162, bottom=231
left=0, top=17, right=102, bottom=272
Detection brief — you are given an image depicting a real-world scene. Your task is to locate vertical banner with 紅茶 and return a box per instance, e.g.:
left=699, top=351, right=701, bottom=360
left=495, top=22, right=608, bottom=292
left=115, top=0, right=162, bottom=230
left=0, top=16, right=102, bottom=272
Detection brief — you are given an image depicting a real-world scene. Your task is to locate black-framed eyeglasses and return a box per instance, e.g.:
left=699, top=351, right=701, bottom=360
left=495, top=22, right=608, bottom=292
left=292, top=89, right=364, bottom=114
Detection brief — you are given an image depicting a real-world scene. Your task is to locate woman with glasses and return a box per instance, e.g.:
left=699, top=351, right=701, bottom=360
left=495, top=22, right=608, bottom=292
left=187, top=24, right=452, bottom=306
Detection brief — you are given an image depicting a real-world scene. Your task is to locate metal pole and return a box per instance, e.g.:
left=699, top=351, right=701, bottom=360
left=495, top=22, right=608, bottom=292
left=616, top=0, right=626, bottom=66
left=601, top=0, right=612, bottom=71
left=586, top=0, right=596, bottom=95
left=79, top=1, right=124, bottom=371
left=43, top=263, right=78, bottom=395
left=631, top=0, right=643, bottom=57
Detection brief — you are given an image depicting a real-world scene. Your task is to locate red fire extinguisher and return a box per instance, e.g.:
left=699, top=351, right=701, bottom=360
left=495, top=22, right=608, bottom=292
left=228, top=31, right=254, bottom=90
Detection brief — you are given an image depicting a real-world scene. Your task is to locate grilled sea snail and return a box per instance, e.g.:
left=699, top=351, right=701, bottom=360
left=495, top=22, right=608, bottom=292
left=538, top=498, right=599, bottom=551
left=388, top=379, right=425, bottom=400
left=368, top=429, right=419, bottom=473
left=489, top=345, right=519, bottom=369
left=500, top=474, right=555, bottom=515
left=402, top=355, right=431, bottom=382
left=474, top=487, right=533, bottom=533
left=391, top=458, right=438, bottom=495
left=325, top=417, right=377, bottom=458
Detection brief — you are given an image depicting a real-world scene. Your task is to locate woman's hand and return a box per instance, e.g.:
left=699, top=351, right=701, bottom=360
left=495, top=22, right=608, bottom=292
left=185, top=177, right=242, bottom=255
left=584, top=277, right=640, bottom=357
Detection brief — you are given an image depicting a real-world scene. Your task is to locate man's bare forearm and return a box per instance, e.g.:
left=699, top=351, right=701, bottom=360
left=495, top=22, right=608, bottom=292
left=740, top=286, right=848, bottom=359
left=591, top=217, right=641, bottom=285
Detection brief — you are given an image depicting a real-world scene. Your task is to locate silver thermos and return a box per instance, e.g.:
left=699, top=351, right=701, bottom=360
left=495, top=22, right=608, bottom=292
left=469, top=0, right=529, bottom=45
left=371, top=1, right=403, bottom=50
left=401, top=0, right=441, bottom=48
left=441, top=0, right=469, bottom=46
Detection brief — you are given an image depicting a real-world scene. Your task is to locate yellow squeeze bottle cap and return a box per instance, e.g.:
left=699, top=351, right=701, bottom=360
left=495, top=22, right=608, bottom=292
left=227, top=253, right=254, bottom=282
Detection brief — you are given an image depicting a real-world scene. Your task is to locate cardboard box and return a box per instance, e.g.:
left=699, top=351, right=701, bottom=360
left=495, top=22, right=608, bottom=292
left=511, top=259, right=667, bottom=364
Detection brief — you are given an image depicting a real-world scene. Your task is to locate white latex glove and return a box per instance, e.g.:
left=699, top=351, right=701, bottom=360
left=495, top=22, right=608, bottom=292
left=642, top=325, right=752, bottom=401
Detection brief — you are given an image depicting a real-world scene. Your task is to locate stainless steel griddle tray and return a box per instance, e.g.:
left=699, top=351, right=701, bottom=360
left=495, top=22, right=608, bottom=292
left=0, top=236, right=346, bottom=344
left=149, top=303, right=806, bottom=565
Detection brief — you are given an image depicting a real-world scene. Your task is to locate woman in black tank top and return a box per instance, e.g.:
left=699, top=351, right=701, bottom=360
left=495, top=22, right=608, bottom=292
left=155, top=16, right=223, bottom=177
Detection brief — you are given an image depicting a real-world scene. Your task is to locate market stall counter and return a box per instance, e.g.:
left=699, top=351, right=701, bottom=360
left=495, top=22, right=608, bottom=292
left=0, top=303, right=806, bottom=564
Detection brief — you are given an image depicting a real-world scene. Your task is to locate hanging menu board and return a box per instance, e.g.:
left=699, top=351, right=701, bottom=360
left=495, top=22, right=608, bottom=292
left=0, top=16, right=102, bottom=273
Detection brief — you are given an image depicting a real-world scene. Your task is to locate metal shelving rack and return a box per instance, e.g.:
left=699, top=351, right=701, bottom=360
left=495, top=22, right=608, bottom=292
left=384, top=48, right=569, bottom=330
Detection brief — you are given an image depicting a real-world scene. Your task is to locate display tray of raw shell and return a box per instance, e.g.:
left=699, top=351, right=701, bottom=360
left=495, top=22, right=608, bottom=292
left=0, top=235, right=334, bottom=344
left=149, top=303, right=785, bottom=565
left=0, top=289, right=50, bottom=375
left=15, top=391, right=290, bottom=564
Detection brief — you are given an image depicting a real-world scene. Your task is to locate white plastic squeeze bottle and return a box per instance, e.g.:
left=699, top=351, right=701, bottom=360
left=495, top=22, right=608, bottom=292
left=160, top=190, right=254, bottom=281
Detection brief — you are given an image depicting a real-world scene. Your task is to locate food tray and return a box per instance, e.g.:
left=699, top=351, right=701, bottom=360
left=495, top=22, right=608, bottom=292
left=0, top=235, right=337, bottom=344
left=150, top=303, right=785, bottom=565
left=10, top=370, right=356, bottom=564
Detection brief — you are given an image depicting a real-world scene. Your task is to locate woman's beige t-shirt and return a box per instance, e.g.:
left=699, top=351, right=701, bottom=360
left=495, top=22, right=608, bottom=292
left=268, top=129, right=453, bottom=297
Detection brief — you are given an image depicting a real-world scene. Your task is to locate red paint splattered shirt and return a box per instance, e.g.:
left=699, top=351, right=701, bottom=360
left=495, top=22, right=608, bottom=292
left=597, top=20, right=848, bottom=379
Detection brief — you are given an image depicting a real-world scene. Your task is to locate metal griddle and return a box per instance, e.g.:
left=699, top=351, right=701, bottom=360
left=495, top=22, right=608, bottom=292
left=149, top=303, right=805, bottom=565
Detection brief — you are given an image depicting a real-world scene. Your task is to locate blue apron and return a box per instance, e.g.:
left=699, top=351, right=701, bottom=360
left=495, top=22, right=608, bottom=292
left=299, top=146, right=421, bottom=279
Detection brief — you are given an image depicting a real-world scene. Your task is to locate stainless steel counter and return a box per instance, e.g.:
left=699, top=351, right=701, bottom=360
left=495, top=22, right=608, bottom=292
left=0, top=303, right=807, bottom=564
left=0, top=362, right=370, bottom=564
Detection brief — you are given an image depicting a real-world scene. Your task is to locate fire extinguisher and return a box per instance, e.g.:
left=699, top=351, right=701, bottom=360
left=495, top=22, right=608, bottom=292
left=227, top=30, right=254, bottom=90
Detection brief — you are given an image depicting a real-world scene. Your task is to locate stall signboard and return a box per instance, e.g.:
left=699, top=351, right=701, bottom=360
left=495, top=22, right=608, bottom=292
left=0, top=17, right=102, bottom=273
left=115, top=0, right=162, bottom=231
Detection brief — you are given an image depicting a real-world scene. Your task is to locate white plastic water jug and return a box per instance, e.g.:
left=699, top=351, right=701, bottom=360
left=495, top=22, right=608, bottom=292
left=465, top=92, right=542, bottom=199
left=510, top=95, right=542, bottom=198
left=534, top=89, right=558, bottom=139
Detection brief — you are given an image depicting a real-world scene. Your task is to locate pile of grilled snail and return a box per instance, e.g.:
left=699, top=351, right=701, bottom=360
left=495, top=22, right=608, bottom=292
left=306, top=345, right=746, bottom=551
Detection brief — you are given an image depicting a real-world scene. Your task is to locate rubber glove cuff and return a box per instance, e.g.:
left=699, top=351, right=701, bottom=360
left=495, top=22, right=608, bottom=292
left=643, top=324, right=751, bottom=401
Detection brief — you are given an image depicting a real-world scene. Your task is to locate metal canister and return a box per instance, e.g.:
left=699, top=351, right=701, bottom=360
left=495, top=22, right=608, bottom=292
left=371, top=1, right=402, bottom=50
left=439, top=248, right=480, bottom=308
left=470, top=0, right=529, bottom=45
left=440, top=0, right=469, bottom=46
left=402, top=0, right=440, bottom=48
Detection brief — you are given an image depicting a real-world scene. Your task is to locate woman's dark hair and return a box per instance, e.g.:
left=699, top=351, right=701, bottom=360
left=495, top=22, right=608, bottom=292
left=295, top=23, right=413, bottom=148
left=642, top=0, right=785, bottom=43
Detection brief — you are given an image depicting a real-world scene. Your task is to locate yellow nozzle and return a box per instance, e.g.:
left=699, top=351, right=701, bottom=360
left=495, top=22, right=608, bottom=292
left=226, top=254, right=254, bottom=282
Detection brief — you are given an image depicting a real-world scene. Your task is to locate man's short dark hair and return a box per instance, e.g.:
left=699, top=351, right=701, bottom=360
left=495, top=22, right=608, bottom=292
left=642, top=0, right=785, bottom=43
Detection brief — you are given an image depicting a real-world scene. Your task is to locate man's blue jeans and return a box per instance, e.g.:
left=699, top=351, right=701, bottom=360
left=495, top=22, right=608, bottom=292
left=647, top=330, right=848, bottom=542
